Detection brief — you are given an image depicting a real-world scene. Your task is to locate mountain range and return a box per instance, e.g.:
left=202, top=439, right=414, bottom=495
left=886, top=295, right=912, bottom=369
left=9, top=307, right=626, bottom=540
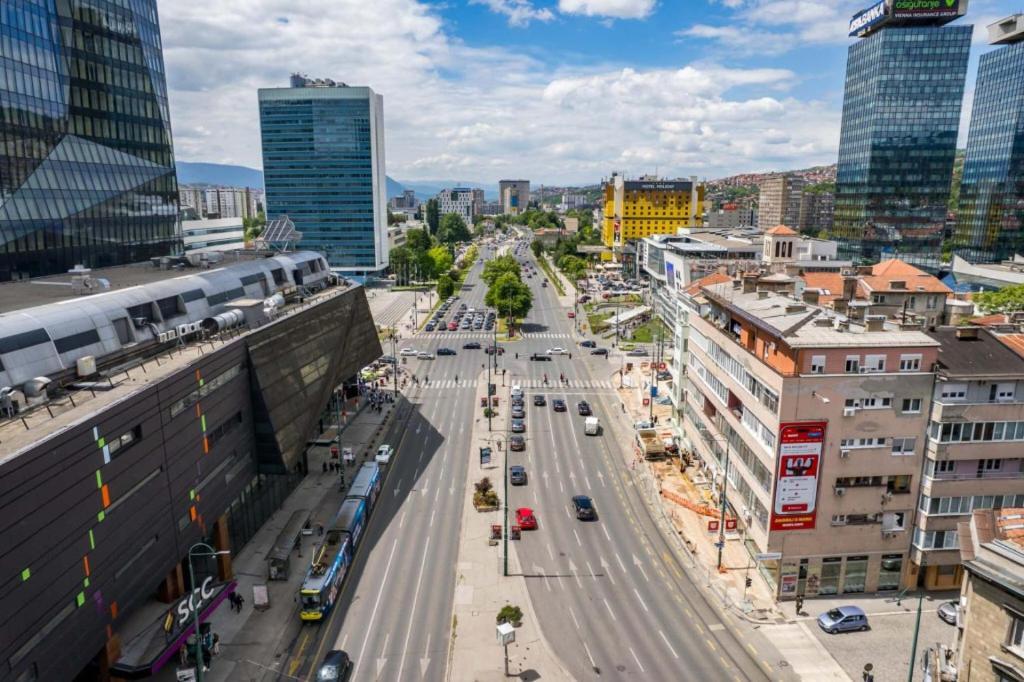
left=175, top=161, right=497, bottom=201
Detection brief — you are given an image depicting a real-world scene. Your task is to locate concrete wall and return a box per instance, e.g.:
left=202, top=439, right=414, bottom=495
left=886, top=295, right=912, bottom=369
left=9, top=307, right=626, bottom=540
left=958, top=574, right=1024, bottom=682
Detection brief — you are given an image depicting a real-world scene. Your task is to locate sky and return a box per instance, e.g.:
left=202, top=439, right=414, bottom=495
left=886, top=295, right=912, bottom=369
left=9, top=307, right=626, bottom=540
left=158, top=0, right=1012, bottom=185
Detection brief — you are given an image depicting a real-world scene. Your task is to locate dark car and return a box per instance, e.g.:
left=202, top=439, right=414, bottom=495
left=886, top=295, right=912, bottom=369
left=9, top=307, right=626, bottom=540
left=463, top=341, right=482, bottom=349
left=425, top=323, right=436, bottom=331
left=590, top=348, right=608, bottom=356
left=552, top=399, right=566, bottom=412
left=572, top=495, right=596, bottom=521
left=533, top=394, right=546, bottom=406
left=509, top=435, right=526, bottom=451
left=510, top=465, right=527, bottom=485
left=510, top=418, right=525, bottom=433
left=511, top=406, right=525, bottom=419
left=437, top=348, right=457, bottom=356
left=317, top=650, right=353, bottom=681
left=485, top=346, right=505, bottom=355
left=580, top=340, right=597, bottom=348
left=657, top=370, right=671, bottom=380
left=577, top=401, right=592, bottom=416
left=530, top=353, right=553, bottom=361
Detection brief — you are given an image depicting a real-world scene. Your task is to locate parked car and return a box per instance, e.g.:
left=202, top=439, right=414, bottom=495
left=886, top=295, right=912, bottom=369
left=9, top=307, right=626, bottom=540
left=485, top=346, right=505, bottom=355
left=817, top=606, right=869, bottom=634
left=400, top=348, right=419, bottom=356
left=510, top=465, right=528, bottom=485
left=580, top=340, right=596, bottom=348
left=417, top=352, right=435, bottom=360
left=533, top=394, right=546, bottom=406
left=530, top=353, right=552, bottom=361
left=590, top=348, right=608, bottom=356
left=567, top=311, right=575, bottom=319
left=577, top=401, right=592, bottom=416
left=515, top=507, right=538, bottom=530
left=317, top=650, right=353, bottom=681
left=511, top=406, right=525, bottom=419
left=463, top=342, right=481, bottom=349
left=425, top=323, right=436, bottom=331
left=511, top=418, right=525, bottom=433
left=657, top=370, right=671, bottom=380
left=448, top=322, right=458, bottom=331
left=546, top=347, right=568, bottom=355
left=552, top=399, right=566, bottom=412
left=509, top=435, right=526, bottom=451
left=375, top=444, right=394, bottom=465
left=571, top=495, right=596, bottom=521
left=937, top=601, right=959, bottom=625
left=437, top=348, right=456, bottom=356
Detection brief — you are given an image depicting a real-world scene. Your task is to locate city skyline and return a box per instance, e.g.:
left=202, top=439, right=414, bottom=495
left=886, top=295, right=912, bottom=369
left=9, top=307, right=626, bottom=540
left=159, top=0, right=1010, bottom=186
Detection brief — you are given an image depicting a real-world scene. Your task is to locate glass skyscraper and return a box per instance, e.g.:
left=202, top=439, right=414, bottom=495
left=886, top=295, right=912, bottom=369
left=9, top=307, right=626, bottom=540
left=258, top=77, right=387, bottom=275
left=954, top=19, right=1024, bottom=263
left=834, top=25, right=972, bottom=270
left=0, top=0, right=180, bottom=280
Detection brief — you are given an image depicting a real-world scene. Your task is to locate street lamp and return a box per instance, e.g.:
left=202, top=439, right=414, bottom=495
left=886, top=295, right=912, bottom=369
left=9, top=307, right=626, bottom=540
left=186, top=542, right=230, bottom=681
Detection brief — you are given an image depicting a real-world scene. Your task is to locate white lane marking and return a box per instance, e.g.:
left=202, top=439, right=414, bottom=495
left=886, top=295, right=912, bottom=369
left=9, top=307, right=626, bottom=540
left=614, top=553, right=627, bottom=574
left=399, top=509, right=407, bottom=529
left=629, top=647, right=646, bottom=674
left=568, top=560, right=583, bottom=589
left=340, top=633, right=349, bottom=652
left=534, top=564, right=552, bottom=592
left=584, top=474, right=592, bottom=490
left=434, top=485, right=441, bottom=502
left=559, top=479, right=564, bottom=493
left=633, top=588, right=650, bottom=613
left=421, top=632, right=432, bottom=677
left=597, top=470, right=606, bottom=487
left=376, top=632, right=390, bottom=677
left=658, top=630, right=680, bottom=659
left=396, top=536, right=432, bottom=681
left=600, top=556, right=616, bottom=586
left=583, top=642, right=597, bottom=668
left=632, top=553, right=650, bottom=582
left=602, top=598, right=617, bottom=622
left=430, top=509, right=436, bottom=527
left=601, top=523, right=612, bottom=542
left=555, top=460, right=561, bottom=474
left=573, top=529, right=582, bottom=547
left=585, top=559, right=596, bottom=583
left=353, top=539, right=399, bottom=681
left=546, top=543, right=555, bottom=562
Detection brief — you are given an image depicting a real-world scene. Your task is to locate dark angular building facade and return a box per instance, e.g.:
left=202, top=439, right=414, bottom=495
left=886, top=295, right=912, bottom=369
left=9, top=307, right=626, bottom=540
left=954, top=23, right=1024, bottom=263
left=834, top=24, right=972, bottom=271
left=0, top=0, right=181, bottom=281
left=0, top=284, right=381, bottom=682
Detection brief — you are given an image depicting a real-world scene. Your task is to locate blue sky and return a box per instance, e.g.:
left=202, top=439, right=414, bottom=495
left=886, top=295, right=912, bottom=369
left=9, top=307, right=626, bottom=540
left=160, top=0, right=1012, bottom=185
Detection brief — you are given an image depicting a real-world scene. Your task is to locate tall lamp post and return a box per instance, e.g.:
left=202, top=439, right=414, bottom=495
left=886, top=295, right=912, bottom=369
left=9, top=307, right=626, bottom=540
left=187, top=542, right=230, bottom=681
left=716, top=439, right=731, bottom=571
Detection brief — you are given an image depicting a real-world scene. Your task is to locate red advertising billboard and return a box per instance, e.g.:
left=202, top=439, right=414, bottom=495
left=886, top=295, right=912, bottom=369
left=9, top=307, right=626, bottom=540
left=770, top=421, right=827, bottom=531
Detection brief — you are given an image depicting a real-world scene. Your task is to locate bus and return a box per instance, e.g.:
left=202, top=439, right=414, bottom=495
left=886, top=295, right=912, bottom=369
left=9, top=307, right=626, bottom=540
left=298, top=497, right=368, bottom=621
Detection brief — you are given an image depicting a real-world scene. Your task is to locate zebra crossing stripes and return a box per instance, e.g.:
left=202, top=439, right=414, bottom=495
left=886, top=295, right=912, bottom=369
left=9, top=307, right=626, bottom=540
left=418, top=378, right=614, bottom=390
left=521, top=332, right=571, bottom=339
left=415, top=331, right=573, bottom=339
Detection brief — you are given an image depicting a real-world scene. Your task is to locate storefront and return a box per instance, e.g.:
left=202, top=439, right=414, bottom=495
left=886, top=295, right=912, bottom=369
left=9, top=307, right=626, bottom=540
left=775, top=552, right=910, bottom=598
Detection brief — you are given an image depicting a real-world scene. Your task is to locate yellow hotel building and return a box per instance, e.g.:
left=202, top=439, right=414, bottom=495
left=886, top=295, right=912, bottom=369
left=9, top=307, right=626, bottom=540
left=601, top=175, right=704, bottom=251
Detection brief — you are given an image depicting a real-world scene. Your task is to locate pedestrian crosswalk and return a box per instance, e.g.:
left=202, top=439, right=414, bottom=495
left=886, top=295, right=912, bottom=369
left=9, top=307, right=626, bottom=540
left=416, top=331, right=573, bottom=339
left=416, top=378, right=614, bottom=390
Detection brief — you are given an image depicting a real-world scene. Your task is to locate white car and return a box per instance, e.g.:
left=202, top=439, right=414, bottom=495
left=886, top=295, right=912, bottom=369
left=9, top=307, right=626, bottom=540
left=375, top=444, right=394, bottom=464
left=400, top=348, right=419, bottom=356
left=418, top=352, right=435, bottom=360
left=546, top=347, right=568, bottom=355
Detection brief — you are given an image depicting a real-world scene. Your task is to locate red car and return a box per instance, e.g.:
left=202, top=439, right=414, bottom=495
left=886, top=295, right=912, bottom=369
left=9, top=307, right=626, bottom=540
left=567, top=311, right=576, bottom=319
left=516, top=507, right=538, bottom=530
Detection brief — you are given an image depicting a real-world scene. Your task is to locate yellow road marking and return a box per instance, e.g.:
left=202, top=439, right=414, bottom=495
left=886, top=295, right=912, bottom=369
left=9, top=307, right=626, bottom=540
left=706, top=638, right=717, bottom=652
left=747, top=643, right=757, bottom=656
left=289, top=632, right=310, bottom=676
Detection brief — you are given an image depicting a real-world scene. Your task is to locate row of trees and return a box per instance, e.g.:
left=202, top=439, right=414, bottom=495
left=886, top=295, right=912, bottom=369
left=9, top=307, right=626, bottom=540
left=482, top=254, right=532, bottom=330
left=388, top=228, right=453, bottom=285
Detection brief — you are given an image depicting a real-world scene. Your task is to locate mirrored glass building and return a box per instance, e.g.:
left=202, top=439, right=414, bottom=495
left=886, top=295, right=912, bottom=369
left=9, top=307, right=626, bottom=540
left=0, top=0, right=181, bottom=281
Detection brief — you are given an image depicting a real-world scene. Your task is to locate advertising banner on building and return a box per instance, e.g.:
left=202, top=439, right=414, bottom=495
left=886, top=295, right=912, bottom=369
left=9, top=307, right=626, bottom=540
left=770, top=421, right=827, bottom=531
left=665, top=261, right=676, bottom=289
left=891, top=0, right=960, bottom=20
left=849, top=0, right=889, bottom=36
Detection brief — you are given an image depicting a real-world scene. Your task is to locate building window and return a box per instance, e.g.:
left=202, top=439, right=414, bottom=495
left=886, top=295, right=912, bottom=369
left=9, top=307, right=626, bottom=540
left=840, top=437, right=886, bottom=449
left=106, top=425, right=142, bottom=459
left=864, top=354, right=886, bottom=372
left=939, top=383, right=967, bottom=400
left=990, top=383, right=1016, bottom=402
left=882, top=511, right=907, bottom=531
left=980, top=458, right=1003, bottom=472
left=845, top=356, right=860, bottom=373
left=891, top=437, right=916, bottom=456
left=878, top=555, right=903, bottom=591
left=810, top=355, right=825, bottom=374
left=926, top=296, right=938, bottom=310
left=843, top=556, right=869, bottom=593
left=901, top=398, right=922, bottom=413
left=887, top=475, right=911, bottom=494
left=899, top=355, right=921, bottom=372
left=1006, top=611, right=1024, bottom=656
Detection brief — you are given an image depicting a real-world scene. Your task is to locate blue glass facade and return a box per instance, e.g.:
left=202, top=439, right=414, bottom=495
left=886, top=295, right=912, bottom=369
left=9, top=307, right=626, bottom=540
left=258, top=84, right=386, bottom=272
left=954, top=40, right=1024, bottom=262
left=0, top=0, right=180, bottom=280
left=834, top=25, right=971, bottom=270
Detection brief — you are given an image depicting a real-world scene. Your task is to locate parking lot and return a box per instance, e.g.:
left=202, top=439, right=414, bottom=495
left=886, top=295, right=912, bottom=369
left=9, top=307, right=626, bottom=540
left=787, top=592, right=959, bottom=681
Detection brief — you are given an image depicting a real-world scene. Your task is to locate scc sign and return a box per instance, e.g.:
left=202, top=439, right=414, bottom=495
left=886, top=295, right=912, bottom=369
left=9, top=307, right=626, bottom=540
left=175, top=576, right=217, bottom=628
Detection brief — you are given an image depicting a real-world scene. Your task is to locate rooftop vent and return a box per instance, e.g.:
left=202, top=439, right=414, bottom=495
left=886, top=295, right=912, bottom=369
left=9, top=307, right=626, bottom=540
left=785, top=304, right=806, bottom=314
left=814, top=317, right=834, bottom=327
left=955, top=326, right=980, bottom=340
left=865, top=315, right=886, bottom=332
left=757, top=290, right=770, bottom=299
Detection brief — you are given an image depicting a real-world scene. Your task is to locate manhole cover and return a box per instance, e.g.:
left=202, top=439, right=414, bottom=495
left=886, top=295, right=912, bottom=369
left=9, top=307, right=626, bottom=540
left=616, top=665, right=626, bottom=672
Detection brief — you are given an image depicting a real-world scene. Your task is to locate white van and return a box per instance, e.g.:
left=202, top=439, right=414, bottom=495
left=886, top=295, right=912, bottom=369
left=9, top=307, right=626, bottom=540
left=511, top=385, right=523, bottom=398
left=584, top=417, right=600, bottom=436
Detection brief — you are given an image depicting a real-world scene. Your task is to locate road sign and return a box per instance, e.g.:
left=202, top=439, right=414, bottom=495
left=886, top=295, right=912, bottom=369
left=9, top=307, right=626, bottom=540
left=755, top=552, right=783, bottom=562
left=480, top=447, right=492, bottom=466
left=707, top=519, right=720, bottom=532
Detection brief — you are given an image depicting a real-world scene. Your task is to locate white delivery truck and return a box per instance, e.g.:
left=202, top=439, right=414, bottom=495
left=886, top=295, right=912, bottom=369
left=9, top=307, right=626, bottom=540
left=584, top=416, right=600, bottom=436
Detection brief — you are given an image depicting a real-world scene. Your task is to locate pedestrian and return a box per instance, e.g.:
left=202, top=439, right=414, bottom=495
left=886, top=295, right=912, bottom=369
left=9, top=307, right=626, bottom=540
left=795, top=594, right=804, bottom=615
left=317, top=523, right=324, bottom=536
left=322, top=461, right=328, bottom=473
left=236, top=593, right=245, bottom=611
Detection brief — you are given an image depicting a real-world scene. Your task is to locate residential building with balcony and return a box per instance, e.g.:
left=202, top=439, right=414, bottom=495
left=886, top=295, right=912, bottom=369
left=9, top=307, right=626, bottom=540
left=683, top=279, right=939, bottom=598
left=758, top=174, right=805, bottom=233
left=912, top=326, right=1024, bottom=590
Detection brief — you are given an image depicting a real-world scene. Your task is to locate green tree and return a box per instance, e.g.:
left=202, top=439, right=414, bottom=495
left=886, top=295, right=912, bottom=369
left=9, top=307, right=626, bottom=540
left=436, top=273, right=455, bottom=299
left=530, top=240, right=543, bottom=257
left=389, top=246, right=414, bottom=285
left=425, top=198, right=440, bottom=235
left=427, top=245, right=454, bottom=276
left=243, top=211, right=267, bottom=242
left=485, top=272, right=533, bottom=327
left=437, top=213, right=471, bottom=244
left=405, top=228, right=432, bottom=255
left=975, top=284, right=1024, bottom=314
left=482, top=255, right=521, bottom=287
left=558, top=254, right=588, bottom=282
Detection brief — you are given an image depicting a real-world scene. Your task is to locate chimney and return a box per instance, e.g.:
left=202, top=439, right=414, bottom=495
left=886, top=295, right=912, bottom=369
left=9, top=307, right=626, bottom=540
left=833, top=300, right=849, bottom=315
left=842, top=275, right=858, bottom=302
left=803, top=289, right=821, bottom=305
left=742, top=275, right=757, bottom=294
left=785, top=304, right=807, bottom=314
left=955, top=326, right=980, bottom=340
left=757, top=290, right=770, bottom=299
left=865, top=315, right=885, bottom=332
left=857, top=265, right=873, bottom=276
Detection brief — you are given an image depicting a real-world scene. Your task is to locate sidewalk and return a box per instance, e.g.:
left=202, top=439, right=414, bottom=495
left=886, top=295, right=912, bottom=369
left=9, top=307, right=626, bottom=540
left=447, top=371, right=572, bottom=682
left=146, top=392, right=403, bottom=682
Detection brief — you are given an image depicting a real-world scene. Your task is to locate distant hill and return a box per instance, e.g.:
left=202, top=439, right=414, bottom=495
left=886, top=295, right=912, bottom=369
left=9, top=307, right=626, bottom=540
left=396, top=180, right=499, bottom=202
left=176, top=161, right=409, bottom=198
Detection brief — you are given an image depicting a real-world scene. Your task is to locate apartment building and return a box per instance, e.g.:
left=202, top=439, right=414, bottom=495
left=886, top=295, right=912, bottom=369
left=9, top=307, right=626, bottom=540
left=911, top=327, right=1024, bottom=590
left=758, top=174, right=805, bottom=232
left=436, top=187, right=480, bottom=223
left=601, top=174, right=704, bottom=252
left=683, top=279, right=939, bottom=598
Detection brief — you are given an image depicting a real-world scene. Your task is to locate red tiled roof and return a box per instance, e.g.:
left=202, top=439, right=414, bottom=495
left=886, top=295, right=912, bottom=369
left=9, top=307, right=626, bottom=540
left=860, top=259, right=952, bottom=295
left=765, top=225, right=797, bottom=236
left=800, top=272, right=845, bottom=304
left=687, top=271, right=732, bottom=296
left=996, top=333, right=1024, bottom=359
left=971, top=314, right=1011, bottom=327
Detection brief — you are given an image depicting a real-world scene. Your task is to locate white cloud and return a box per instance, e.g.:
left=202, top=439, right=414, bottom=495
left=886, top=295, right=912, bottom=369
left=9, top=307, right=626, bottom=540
left=470, top=0, right=555, bottom=27
left=158, top=0, right=841, bottom=183
left=557, top=0, right=657, bottom=20
left=677, top=24, right=793, bottom=56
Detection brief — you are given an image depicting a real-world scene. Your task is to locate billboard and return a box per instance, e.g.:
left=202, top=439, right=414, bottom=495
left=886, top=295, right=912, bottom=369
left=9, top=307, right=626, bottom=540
left=849, top=0, right=888, bottom=36
left=665, top=261, right=676, bottom=289
left=770, top=421, right=827, bottom=531
left=625, top=180, right=692, bottom=192
left=890, top=0, right=960, bottom=19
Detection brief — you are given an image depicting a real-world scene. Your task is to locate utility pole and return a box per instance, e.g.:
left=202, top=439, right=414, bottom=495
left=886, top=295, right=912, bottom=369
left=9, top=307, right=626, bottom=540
left=907, top=593, right=923, bottom=682
left=487, top=315, right=492, bottom=432
left=717, top=441, right=730, bottom=571
left=391, top=326, right=398, bottom=395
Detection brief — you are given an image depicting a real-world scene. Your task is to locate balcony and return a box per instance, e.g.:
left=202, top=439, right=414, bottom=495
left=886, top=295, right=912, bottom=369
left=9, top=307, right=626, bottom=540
left=931, top=400, right=1024, bottom=424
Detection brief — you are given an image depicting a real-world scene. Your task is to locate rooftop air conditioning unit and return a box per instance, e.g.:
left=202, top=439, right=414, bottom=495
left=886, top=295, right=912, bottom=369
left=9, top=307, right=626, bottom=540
left=843, top=407, right=857, bottom=417
left=132, top=317, right=148, bottom=328
left=834, top=487, right=846, bottom=496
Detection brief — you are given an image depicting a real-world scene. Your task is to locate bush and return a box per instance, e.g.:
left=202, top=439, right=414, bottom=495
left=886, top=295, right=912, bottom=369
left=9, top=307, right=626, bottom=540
left=475, top=477, right=492, bottom=494
left=496, top=604, right=523, bottom=626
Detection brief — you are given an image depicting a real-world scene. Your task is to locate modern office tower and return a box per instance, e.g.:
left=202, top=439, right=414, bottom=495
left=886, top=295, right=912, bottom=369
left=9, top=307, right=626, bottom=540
left=954, top=15, right=1024, bottom=263
left=758, top=175, right=806, bottom=232
left=259, top=75, right=388, bottom=275
left=835, top=2, right=971, bottom=270
left=0, top=0, right=181, bottom=281
left=437, top=187, right=479, bottom=223
left=499, top=180, right=531, bottom=215
left=798, top=191, right=835, bottom=236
